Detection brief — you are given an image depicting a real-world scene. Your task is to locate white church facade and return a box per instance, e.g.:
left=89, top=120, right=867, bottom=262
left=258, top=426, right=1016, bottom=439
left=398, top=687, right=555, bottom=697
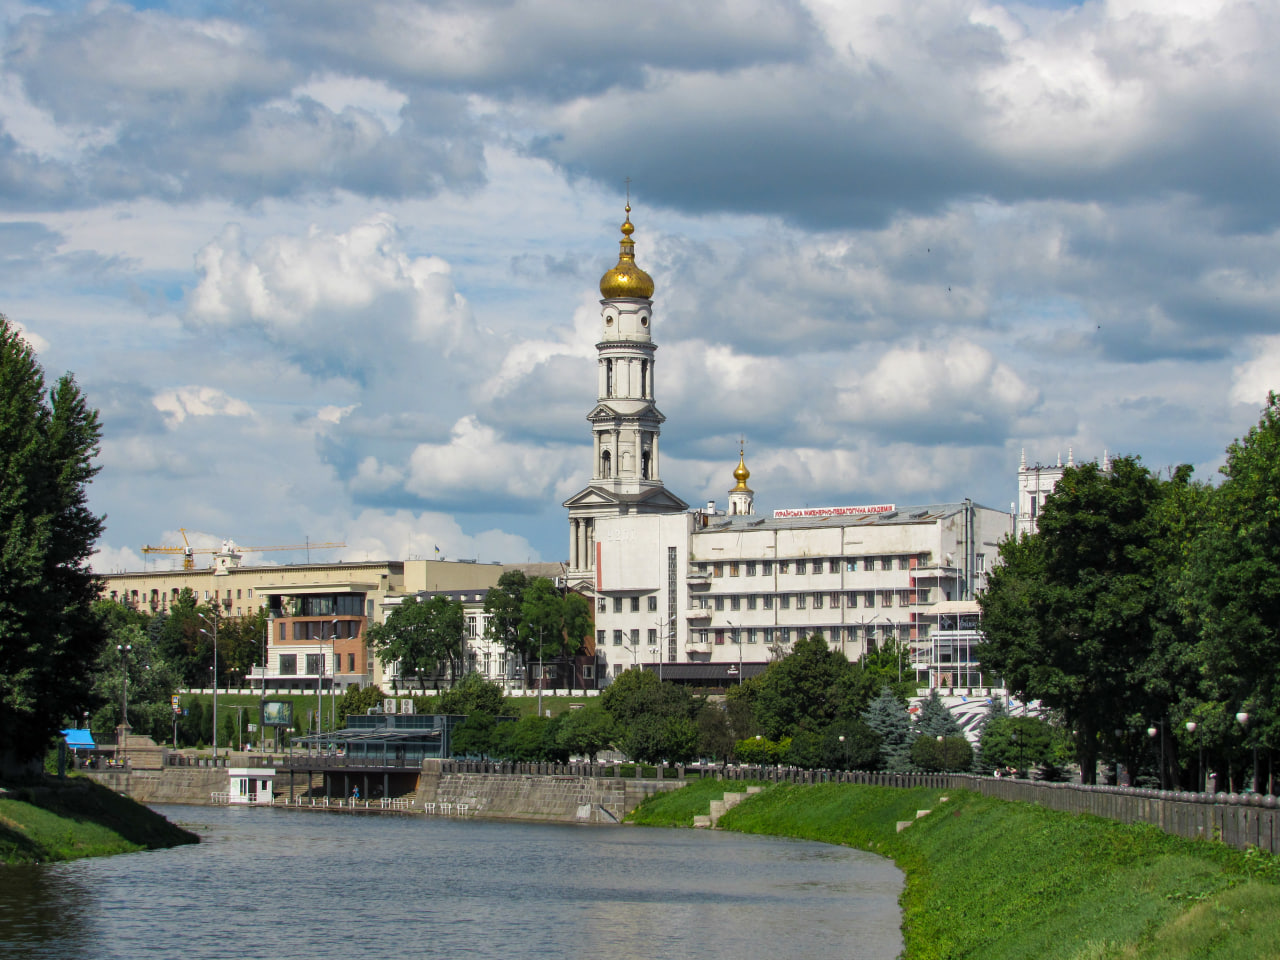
left=565, top=208, right=1013, bottom=691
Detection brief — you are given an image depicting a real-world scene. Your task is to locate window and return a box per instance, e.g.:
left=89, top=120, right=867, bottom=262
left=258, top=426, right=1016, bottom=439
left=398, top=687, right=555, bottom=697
left=831, top=592, right=842, bottom=608
left=597, top=629, right=606, bottom=648
left=882, top=557, right=893, bottom=571
left=305, top=653, right=323, bottom=676
left=846, top=592, right=858, bottom=608
left=796, top=593, right=806, bottom=609
left=715, top=630, right=725, bottom=645
left=747, top=629, right=757, bottom=644
left=778, top=628, right=791, bottom=643
left=747, top=595, right=758, bottom=610
left=613, top=597, right=623, bottom=613
left=829, top=559, right=839, bottom=574
left=846, top=559, right=857, bottom=572
left=864, top=591, right=876, bottom=607
left=347, top=652, right=355, bottom=672
left=780, top=594, right=791, bottom=609
left=236, top=589, right=242, bottom=599
left=598, top=599, right=607, bottom=613
left=779, top=561, right=789, bottom=574
left=715, top=596, right=725, bottom=611
left=731, top=629, right=741, bottom=645
left=796, top=560, right=807, bottom=574
left=247, top=588, right=254, bottom=598
left=730, top=596, right=741, bottom=611
left=278, top=654, right=297, bottom=675
left=764, top=628, right=774, bottom=645
left=713, top=563, right=723, bottom=577
left=812, top=593, right=823, bottom=609
left=630, top=629, right=639, bottom=646
left=899, top=556, right=911, bottom=570
left=647, top=628, right=657, bottom=644
left=746, top=561, right=757, bottom=576
left=763, top=595, right=774, bottom=610
left=631, top=596, right=640, bottom=613
left=613, top=630, right=623, bottom=646
left=729, top=562, right=740, bottom=577
left=762, top=561, right=773, bottom=575
left=582, top=664, right=595, bottom=680
left=647, top=596, right=657, bottom=612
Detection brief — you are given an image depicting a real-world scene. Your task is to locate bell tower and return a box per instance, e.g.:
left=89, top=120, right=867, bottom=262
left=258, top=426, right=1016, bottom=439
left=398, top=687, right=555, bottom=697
left=564, top=204, right=688, bottom=591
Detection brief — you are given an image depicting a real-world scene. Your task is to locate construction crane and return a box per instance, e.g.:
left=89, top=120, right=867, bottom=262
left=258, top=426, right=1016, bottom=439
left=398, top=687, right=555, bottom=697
left=141, top=529, right=346, bottom=569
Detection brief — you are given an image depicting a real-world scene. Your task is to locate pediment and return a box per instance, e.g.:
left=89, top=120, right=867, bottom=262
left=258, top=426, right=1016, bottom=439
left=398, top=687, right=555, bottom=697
left=586, top=402, right=666, bottom=424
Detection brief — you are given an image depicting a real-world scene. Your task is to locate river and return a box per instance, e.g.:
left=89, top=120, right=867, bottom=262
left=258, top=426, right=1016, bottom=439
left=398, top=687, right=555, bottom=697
left=0, top=806, right=903, bottom=959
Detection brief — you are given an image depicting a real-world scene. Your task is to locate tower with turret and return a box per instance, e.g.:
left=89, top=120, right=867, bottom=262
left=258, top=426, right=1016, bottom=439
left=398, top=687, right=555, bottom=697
left=564, top=206, right=688, bottom=592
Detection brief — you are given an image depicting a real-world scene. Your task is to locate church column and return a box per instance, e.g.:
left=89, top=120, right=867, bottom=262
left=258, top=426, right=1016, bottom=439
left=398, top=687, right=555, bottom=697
left=652, top=434, right=659, bottom=479
left=570, top=520, right=579, bottom=569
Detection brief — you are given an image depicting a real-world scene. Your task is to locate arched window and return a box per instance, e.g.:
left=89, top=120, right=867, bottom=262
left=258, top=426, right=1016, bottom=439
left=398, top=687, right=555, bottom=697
left=640, top=360, right=648, bottom=398
left=641, top=449, right=651, bottom=479
left=601, top=449, right=612, bottom=478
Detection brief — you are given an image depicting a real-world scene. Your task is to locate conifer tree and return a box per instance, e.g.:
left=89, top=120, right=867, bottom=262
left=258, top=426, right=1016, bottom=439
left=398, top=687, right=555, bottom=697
left=915, top=689, right=962, bottom=739
left=861, top=686, right=917, bottom=772
left=0, top=316, right=105, bottom=769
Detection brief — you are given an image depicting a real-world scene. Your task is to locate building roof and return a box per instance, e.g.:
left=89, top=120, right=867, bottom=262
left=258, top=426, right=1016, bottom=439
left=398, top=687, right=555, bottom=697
left=697, top=501, right=1007, bottom=533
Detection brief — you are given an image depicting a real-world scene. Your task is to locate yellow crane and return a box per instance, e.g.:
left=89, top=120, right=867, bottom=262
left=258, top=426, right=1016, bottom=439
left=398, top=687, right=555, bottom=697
left=141, top=529, right=346, bottom=569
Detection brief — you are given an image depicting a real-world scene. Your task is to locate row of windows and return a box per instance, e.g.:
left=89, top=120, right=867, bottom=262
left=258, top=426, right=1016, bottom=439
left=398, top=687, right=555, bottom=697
left=699, top=555, right=927, bottom=578
left=277, top=652, right=359, bottom=675
left=601, top=595, right=661, bottom=614
left=699, top=624, right=913, bottom=645
left=281, top=619, right=363, bottom=642
left=111, top=586, right=257, bottom=603
left=698, top=589, right=924, bottom=612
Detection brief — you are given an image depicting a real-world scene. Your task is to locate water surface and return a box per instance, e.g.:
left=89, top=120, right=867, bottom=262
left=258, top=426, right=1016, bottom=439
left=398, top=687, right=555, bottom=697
left=0, top=805, right=903, bottom=959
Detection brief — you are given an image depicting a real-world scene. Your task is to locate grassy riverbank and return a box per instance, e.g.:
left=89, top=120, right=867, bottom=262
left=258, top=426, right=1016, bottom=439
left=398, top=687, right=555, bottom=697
left=627, top=781, right=1280, bottom=959
left=0, top=775, right=198, bottom=865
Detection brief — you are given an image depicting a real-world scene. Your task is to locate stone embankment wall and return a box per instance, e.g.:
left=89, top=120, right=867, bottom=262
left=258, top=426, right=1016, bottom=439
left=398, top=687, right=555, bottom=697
left=417, top=760, right=681, bottom=823
left=88, top=767, right=226, bottom=805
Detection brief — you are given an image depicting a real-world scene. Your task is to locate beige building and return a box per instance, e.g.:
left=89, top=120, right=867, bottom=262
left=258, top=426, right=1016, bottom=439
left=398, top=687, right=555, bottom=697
left=101, top=557, right=559, bottom=692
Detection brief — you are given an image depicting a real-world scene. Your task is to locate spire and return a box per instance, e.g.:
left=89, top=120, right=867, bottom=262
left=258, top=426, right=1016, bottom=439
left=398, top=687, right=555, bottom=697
left=731, top=440, right=752, bottom=492
left=599, top=200, right=655, bottom=299
left=1067, top=447, right=1075, bottom=467
left=1102, top=448, right=1111, bottom=471
left=1020, top=448, right=1026, bottom=470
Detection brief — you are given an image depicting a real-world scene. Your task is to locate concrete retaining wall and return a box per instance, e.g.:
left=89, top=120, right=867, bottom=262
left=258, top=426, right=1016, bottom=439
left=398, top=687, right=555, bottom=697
left=416, top=760, right=681, bottom=823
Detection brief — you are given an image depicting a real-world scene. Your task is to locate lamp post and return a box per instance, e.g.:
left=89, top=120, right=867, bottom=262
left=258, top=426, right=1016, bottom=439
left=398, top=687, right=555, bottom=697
left=838, top=734, right=848, bottom=769
left=1186, top=721, right=1201, bottom=793
left=329, top=619, right=339, bottom=735
left=1147, top=723, right=1164, bottom=790
left=116, top=643, right=132, bottom=727
left=1237, top=711, right=1257, bottom=794
left=1114, top=728, right=1125, bottom=785
left=199, top=609, right=219, bottom=759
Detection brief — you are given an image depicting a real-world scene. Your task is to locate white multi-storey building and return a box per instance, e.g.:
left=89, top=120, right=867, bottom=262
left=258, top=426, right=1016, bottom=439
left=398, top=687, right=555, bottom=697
left=565, top=207, right=1013, bottom=691
left=1015, top=448, right=1111, bottom=537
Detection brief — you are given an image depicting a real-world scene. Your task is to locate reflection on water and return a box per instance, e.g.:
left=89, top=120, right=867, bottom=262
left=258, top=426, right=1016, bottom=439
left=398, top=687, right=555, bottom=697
left=0, top=806, right=903, bottom=960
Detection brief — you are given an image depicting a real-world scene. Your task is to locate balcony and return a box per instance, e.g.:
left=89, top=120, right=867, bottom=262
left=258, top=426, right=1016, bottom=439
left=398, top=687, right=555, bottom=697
left=685, top=638, right=712, bottom=654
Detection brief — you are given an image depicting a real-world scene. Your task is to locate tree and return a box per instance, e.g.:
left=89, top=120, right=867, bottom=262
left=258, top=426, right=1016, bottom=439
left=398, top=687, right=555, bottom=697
left=1182, top=394, right=1280, bottom=784
left=522, top=578, right=592, bottom=690
left=979, top=716, right=1056, bottom=775
left=368, top=595, right=465, bottom=687
left=451, top=711, right=497, bottom=758
left=910, top=735, right=974, bottom=772
left=557, top=702, right=616, bottom=762
left=438, top=672, right=506, bottom=717
left=821, top=719, right=882, bottom=770
left=861, top=687, right=917, bottom=772
left=751, top=634, right=857, bottom=740
left=0, top=317, right=106, bottom=769
left=977, top=457, right=1181, bottom=783
left=695, top=701, right=736, bottom=763
left=484, top=569, right=529, bottom=658
left=915, top=690, right=963, bottom=739
left=336, top=684, right=387, bottom=721
left=601, top=668, right=692, bottom=727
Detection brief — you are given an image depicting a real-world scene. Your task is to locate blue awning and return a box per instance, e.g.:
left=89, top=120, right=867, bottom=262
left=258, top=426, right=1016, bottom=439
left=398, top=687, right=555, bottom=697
left=61, top=728, right=95, bottom=750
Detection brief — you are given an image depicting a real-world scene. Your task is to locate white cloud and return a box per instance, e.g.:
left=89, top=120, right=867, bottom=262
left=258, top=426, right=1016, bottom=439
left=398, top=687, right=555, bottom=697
left=90, top=543, right=144, bottom=574
left=336, top=508, right=540, bottom=564
left=1230, top=336, right=1280, bottom=406
left=153, top=386, right=254, bottom=427
left=9, top=318, right=50, bottom=355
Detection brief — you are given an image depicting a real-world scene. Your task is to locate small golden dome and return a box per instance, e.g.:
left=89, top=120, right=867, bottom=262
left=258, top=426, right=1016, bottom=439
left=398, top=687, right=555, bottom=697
left=600, top=203, right=655, bottom=300
left=732, top=448, right=752, bottom=491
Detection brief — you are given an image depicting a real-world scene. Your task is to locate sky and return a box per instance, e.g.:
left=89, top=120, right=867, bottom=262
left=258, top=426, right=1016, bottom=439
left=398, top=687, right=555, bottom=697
left=2, top=0, right=1277, bottom=572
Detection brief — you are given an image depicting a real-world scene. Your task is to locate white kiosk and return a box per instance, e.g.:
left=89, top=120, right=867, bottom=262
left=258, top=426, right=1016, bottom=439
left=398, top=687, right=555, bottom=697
left=226, top=767, right=277, bottom=805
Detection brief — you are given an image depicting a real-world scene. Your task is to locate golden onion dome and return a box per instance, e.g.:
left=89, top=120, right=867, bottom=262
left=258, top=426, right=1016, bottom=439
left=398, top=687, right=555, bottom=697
left=732, top=448, right=752, bottom=491
left=599, top=204, right=655, bottom=299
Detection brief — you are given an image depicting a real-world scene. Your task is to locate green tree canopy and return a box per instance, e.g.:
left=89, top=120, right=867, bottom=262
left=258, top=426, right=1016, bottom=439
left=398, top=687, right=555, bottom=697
left=438, top=672, right=506, bottom=716
left=861, top=687, right=917, bottom=772
left=600, top=668, right=692, bottom=726
left=977, top=457, right=1187, bottom=783
left=750, top=634, right=857, bottom=740
left=369, top=594, right=465, bottom=683
left=0, top=317, right=106, bottom=767
left=556, top=702, right=616, bottom=762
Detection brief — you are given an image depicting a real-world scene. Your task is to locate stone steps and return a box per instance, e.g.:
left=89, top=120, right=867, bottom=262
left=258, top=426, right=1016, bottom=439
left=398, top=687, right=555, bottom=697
left=694, top=785, right=764, bottom=828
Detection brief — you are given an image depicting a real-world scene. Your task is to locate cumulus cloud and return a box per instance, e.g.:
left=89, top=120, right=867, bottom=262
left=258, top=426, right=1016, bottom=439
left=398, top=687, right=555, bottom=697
left=337, top=508, right=540, bottom=564
left=154, top=386, right=254, bottom=427
left=1230, top=337, right=1280, bottom=407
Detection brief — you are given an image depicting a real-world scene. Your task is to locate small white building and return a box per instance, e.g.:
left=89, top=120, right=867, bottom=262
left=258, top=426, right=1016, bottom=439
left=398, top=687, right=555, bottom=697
left=227, top=767, right=277, bottom=805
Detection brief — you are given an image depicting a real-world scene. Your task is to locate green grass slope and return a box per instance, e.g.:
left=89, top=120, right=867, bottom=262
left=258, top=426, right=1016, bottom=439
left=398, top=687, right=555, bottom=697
left=0, top=775, right=198, bottom=864
left=629, top=781, right=1280, bottom=960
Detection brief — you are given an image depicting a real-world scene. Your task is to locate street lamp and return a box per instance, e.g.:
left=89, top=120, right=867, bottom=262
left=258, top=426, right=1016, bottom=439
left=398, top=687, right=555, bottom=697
left=838, top=734, right=848, bottom=769
left=329, top=619, right=340, bottom=735
left=1237, top=711, right=1257, bottom=794
left=116, top=643, right=133, bottom=727
left=1147, top=723, right=1164, bottom=790
left=1186, top=721, right=1201, bottom=793
left=199, top=610, right=219, bottom=759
